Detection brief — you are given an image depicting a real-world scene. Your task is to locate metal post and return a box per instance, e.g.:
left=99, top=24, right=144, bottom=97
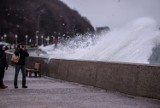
left=29, top=39, right=32, bottom=46
left=15, top=34, right=18, bottom=47
left=47, top=36, right=50, bottom=45
left=41, top=35, right=44, bottom=45
left=25, top=35, right=28, bottom=46
left=1, top=37, right=3, bottom=41
left=4, top=34, right=7, bottom=42
left=36, top=35, right=38, bottom=46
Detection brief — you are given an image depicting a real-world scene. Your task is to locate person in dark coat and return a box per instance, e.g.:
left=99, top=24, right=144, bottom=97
left=14, top=43, right=29, bottom=88
left=0, top=45, right=8, bottom=89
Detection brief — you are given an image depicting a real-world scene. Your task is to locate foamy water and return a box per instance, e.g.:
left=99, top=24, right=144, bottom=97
left=38, top=18, right=160, bottom=64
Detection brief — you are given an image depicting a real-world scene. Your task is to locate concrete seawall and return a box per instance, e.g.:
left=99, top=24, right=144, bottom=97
left=7, top=53, right=160, bottom=100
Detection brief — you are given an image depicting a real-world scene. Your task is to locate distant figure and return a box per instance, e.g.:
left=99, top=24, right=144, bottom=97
left=14, top=43, right=29, bottom=88
left=53, top=36, right=58, bottom=48
left=0, top=45, right=8, bottom=89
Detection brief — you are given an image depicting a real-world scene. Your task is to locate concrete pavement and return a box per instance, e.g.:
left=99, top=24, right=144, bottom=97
left=0, top=66, right=160, bottom=108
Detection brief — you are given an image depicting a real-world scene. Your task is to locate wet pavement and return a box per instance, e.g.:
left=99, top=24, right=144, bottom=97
left=0, top=66, right=160, bottom=108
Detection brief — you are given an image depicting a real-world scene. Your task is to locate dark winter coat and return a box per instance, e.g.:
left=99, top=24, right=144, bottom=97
left=0, top=46, right=8, bottom=68
left=14, top=49, right=29, bottom=65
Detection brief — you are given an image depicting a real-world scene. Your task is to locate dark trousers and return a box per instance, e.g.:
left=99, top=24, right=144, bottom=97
left=14, top=64, right=26, bottom=87
left=0, top=67, right=5, bottom=87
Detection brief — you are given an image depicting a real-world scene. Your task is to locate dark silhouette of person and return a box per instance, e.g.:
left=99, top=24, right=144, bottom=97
left=0, top=45, right=8, bottom=89
left=53, top=36, right=58, bottom=48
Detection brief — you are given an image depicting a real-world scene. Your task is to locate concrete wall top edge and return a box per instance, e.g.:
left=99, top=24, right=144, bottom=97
left=49, top=58, right=160, bottom=68
left=7, top=52, right=160, bottom=68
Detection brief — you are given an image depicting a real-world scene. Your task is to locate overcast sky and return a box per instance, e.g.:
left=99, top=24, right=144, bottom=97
left=61, top=0, right=160, bottom=29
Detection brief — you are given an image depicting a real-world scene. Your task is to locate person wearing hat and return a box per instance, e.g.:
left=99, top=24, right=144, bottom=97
left=0, top=45, right=8, bottom=89
left=14, top=43, right=29, bottom=88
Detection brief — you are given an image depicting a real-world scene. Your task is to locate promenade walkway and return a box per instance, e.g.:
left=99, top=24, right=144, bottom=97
left=0, top=66, right=160, bottom=108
